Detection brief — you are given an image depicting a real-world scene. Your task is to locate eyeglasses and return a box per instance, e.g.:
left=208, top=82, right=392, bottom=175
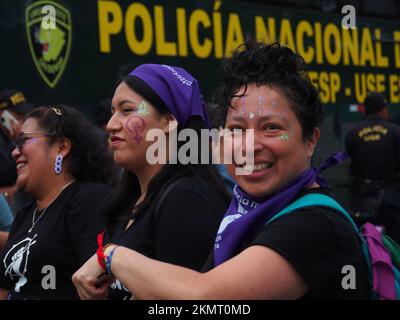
left=16, top=132, right=54, bottom=151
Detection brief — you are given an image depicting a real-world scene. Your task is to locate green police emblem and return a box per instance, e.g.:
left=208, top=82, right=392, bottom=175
left=25, top=0, right=72, bottom=88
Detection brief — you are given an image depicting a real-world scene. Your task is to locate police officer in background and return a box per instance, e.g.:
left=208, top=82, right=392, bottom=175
left=345, top=92, right=400, bottom=243
left=0, top=89, right=34, bottom=213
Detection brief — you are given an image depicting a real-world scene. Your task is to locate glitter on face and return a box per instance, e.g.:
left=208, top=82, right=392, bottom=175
left=137, top=101, right=150, bottom=116
left=257, top=96, right=264, bottom=116
left=280, top=134, right=289, bottom=141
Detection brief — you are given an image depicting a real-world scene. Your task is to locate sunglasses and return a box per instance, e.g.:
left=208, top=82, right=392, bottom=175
left=16, top=132, right=54, bottom=151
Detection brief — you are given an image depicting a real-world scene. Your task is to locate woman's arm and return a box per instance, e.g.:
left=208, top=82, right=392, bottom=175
left=0, top=288, right=9, bottom=300
left=73, top=244, right=308, bottom=300
left=0, top=231, right=8, bottom=251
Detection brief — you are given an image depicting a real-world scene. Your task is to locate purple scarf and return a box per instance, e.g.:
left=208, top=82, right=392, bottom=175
left=214, top=152, right=348, bottom=266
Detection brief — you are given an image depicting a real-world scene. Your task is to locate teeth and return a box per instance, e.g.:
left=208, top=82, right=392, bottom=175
left=241, top=162, right=273, bottom=172
left=17, top=163, right=27, bottom=169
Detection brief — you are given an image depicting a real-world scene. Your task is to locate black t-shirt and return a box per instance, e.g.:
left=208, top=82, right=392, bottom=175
left=345, top=115, right=400, bottom=181
left=108, top=177, right=228, bottom=300
left=0, top=181, right=110, bottom=300
left=203, top=188, right=370, bottom=300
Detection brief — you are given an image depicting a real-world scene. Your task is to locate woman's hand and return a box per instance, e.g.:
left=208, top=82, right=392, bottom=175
left=72, top=254, right=111, bottom=300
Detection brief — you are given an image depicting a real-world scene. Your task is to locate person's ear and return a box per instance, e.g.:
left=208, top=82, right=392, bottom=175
left=162, top=114, right=178, bottom=134
left=380, top=107, right=389, bottom=120
left=306, top=128, right=320, bottom=158
left=57, top=137, right=72, bottom=158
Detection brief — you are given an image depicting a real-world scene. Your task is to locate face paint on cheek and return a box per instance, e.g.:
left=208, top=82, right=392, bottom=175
left=241, top=96, right=246, bottom=115
left=280, top=134, right=289, bottom=141
left=126, top=116, right=146, bottom=144
left=137, top=101, right=150, bottom=116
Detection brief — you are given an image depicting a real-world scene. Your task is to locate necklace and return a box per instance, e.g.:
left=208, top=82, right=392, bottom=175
left=29, top=207, right=47, bottom=233
left=28, top=180, right=76, bottom=233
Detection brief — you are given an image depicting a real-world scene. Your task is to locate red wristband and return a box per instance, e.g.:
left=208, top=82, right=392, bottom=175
left=96, top=230, right=106, bottom=271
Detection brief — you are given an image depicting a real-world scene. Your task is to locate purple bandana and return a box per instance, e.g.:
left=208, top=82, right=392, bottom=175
left=129, top=64, right=210, bottom=128
left=214, top=152, right=348, bottom=266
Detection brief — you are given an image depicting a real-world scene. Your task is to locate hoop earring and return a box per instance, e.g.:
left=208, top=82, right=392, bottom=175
left=55, top=154, right=63, bottom=175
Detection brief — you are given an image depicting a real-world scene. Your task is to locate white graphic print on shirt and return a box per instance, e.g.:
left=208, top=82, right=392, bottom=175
left=3, top=234, right=37, bottom=292
left=111, top=279, right=132, bottom=300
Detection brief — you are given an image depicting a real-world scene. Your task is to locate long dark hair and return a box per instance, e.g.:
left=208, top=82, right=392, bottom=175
left=25, top=105, right=116, bottom=185
left=104, top=71, right=230, bottom=235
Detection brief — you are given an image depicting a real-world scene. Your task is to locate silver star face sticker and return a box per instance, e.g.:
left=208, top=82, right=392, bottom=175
left=249, top=112, right=255, bottom=119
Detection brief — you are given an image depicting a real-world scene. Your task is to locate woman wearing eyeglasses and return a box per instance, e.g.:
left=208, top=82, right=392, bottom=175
left=0, top=106, right=115, bottom=300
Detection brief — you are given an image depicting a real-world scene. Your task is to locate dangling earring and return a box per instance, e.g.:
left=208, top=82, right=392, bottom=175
left=55, top=154, right=63, bottom=175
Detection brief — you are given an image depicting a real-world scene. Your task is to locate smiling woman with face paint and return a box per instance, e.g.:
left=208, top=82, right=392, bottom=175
left=0, top=106, right=114, bottom=300
left=73, top=41, right=369, bottom=300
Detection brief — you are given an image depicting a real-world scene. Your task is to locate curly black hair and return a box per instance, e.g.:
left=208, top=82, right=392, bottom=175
left=25, top=105, right=116, bottom=184
left=216, top=39, right=323, bottom=139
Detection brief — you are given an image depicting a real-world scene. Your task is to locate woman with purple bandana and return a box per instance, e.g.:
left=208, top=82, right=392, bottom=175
left=96, top=64, right=230, bottom=299
left=73, top=41, right=370, bottom=299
